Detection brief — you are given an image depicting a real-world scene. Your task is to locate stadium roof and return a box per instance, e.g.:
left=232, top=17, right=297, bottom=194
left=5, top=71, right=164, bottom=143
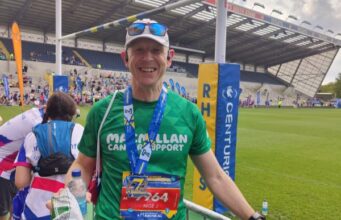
left=0, top=0, right=340, bottom=97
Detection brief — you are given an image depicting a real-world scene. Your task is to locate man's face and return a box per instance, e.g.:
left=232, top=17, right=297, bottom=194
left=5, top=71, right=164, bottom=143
left=126, top=38, right=172, bottom=88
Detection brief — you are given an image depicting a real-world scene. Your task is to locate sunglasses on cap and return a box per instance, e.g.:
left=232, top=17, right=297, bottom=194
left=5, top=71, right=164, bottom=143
left=127, top=23, right=168, bottom=37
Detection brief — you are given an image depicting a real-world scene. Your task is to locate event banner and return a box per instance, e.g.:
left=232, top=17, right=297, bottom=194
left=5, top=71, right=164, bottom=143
left=76, top=76, right=82, bottom=94
left=11, top=22, right=24, bottom=107
left=53, top=75, right=69, bottom=93
left=2, top=74, right=10, bottom=98
left=193, top=63, right=240, bottom=213
left=192, top=64, right=218, bottom=210
left=169, top=78, right=175, bottom=91
left=336, top=99, right=341, bottom=108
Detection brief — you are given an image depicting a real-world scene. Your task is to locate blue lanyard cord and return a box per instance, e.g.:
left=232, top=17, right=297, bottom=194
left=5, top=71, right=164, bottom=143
left=124, top=86, right=168, bottom=174
left=124, top=88, right=138, bottom=171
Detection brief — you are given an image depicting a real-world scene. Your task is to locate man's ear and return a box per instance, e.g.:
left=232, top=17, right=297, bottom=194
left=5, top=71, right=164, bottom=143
left=121, top=50, right=128, bottom=67
left=167, top=49, right=175, bottom=67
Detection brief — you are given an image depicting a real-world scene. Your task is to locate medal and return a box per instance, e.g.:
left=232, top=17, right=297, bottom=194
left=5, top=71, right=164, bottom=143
left=126, top=174, right=148, bottom=198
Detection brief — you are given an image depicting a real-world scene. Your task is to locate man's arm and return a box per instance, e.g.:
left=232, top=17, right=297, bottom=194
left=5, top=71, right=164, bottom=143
left=191, top=150, right=255, bottom=220
left=64, top=152, right=96, bottom=187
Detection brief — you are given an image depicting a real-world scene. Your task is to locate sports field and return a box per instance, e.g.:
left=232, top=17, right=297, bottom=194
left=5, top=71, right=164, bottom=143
left=225, top=108, right=341, bottom=219
left=1, top=106, right=340, bottom=219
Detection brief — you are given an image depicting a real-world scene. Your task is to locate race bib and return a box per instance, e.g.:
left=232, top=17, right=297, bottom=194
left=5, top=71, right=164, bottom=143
left=120, top=172, right=181, bottom=219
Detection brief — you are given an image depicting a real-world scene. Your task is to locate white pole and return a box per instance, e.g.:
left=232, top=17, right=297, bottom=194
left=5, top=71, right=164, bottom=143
left=214, top=0, right=227, bottom=63
left=56, top=0, right=62, bottom=75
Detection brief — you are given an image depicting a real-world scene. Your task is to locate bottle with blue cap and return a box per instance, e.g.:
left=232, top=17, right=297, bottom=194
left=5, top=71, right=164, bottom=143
left=261, top=199, right=268, bottom=216
left=67, top=169, right=87, bottom=217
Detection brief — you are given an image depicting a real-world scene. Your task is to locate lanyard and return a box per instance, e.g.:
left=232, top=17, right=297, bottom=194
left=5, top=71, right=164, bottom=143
left=124, top=85, right=167, bottom=175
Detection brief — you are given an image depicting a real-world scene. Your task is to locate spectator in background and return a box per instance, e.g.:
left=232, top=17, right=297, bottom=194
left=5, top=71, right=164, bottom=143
left=39, top=92, right=44, bottom=105
left=23, top=65, right=28, bottom=73
left=278, top=99, right=282, bottom=108
left=265, top=99, right=270, bottom=108
left=29, top=52, right=35, bottom=61
left=70, top=55, right=76, bottom=65
left=14, top=92, right=84, bottom=219
left=29, top=90, right=36, bottom=103
left=0, top=107, right=44, bottom=220
left=24, top=93, right=29, bottom=104
left=64, top=55, right=70, bottom=64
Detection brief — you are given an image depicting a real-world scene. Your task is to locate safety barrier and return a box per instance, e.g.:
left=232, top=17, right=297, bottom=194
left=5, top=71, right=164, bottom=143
left=184, top=199, right=231, bottom=220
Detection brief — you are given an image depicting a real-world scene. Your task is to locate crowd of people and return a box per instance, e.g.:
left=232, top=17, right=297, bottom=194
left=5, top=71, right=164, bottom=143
left=1, top=66, right=197, bottom=106
left=63, top=53, right=85, bottom=66
left=0, top=85, right=48, bottom=106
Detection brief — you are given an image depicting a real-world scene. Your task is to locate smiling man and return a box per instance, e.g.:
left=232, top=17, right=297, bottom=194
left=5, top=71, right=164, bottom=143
left=123, top=33, right=174, bottom=101
left=64, top=18, right=264, bottom=220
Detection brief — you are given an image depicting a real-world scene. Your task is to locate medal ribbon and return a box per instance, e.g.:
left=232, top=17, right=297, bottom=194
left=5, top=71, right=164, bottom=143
left=124, top=85, right=167, bottom=174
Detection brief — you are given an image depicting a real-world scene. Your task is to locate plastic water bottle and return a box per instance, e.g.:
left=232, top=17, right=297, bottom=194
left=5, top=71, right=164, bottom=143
left=67, top=169, right=87, bottom=217
left=261, top=199, right=268, bottom=216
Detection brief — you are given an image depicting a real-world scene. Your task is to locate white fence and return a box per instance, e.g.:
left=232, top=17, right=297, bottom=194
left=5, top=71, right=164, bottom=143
left=184, top=199, right=231, bottom=220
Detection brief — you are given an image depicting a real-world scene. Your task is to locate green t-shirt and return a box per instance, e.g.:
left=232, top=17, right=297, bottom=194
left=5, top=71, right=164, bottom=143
left=79, top=90, right=211, bottom=219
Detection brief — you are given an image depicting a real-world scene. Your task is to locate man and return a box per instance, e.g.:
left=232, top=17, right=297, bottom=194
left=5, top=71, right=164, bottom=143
left=65, top=18, right=264, bottom=220
left=0, top=108, right=44, bottom=220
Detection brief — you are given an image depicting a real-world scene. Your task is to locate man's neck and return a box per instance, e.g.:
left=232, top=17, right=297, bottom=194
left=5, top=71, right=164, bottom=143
left=131, top=82, right=162, bottom=102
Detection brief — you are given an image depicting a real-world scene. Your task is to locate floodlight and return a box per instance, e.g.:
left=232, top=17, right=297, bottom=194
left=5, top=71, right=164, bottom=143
left=252, top=2, right=265, bottom=9
left=314, top=25, right=323, bottom=30
left=301, top=20, right=311, bottom=26
left=271, top=9, right=283, bottom=16
left=327, top=29, right=334, bottom=34
left=287, top=15, right=298, bottom=21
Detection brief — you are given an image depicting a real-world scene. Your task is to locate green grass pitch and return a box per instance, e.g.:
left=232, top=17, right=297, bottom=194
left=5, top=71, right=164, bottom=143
left=1, top=106, right=340, bottom=219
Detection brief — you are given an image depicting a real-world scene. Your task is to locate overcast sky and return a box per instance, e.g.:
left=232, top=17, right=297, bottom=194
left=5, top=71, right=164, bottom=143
left=234, top=0, right=341, bottom=84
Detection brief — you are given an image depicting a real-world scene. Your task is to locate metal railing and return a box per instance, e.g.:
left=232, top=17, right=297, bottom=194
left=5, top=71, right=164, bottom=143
left=184, top=199, right=231, bottom=220
left=87, top=199, right=231, bottom=219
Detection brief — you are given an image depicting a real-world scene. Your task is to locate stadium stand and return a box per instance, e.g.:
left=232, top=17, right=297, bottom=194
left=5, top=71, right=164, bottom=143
left=75, top=48, right=126, bottom=71
left=240, top=71, right=284, bottom=86
left=1, top=37, right=54, bottom=62
left=169, top=61, right=199, bottom=76
left=1, top=35, right=311, bottom=107
left=1, top=37, right=198, bottom=76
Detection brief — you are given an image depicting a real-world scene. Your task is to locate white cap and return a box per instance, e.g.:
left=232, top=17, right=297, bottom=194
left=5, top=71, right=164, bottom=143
left=125, top=18, right=169, bottom=48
